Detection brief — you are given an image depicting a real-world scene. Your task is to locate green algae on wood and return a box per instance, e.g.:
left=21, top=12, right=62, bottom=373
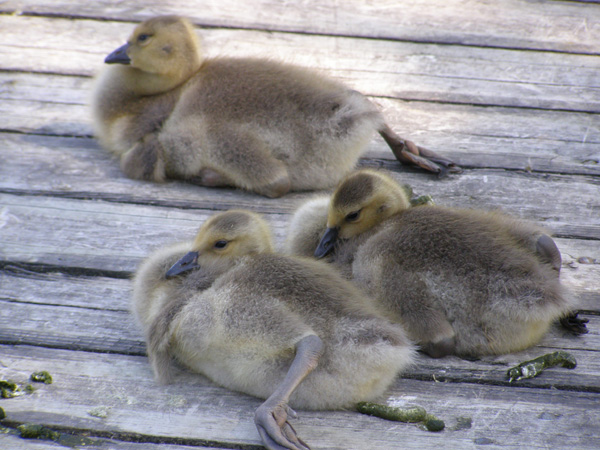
left=507, top=351, right=577, bottom=383
left=410, top=194, right=435, bottom=206
left=1, top=376, right=48, bottom=398
left=30, top=371, right=53, bottom=384
left=1, top=378, right=42, bottom=398
left=0, top=406, right=6, bottom=420
left=0, top=380, right=23, bottom=398
left=16, top=423, right=101, bottom=447
left=17, top=423, right=60, bottom=441
left=401, top=184, right=435, bottom=207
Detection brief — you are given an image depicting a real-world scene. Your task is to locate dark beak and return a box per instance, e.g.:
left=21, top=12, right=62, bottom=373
left=166, top=251, right=199, bottom=278
left=314, top=227, right=339, bottom=259
left=105, top=43, right=131, bottom=65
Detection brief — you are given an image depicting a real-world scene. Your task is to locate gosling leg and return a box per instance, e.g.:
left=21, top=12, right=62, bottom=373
left=188, top=168, right=233, bottom=188
left=254, top=334, right=324, bottom=450
left=120, top=133, right=167, bottom=182
left=205, top=126, right=291, bottom=198
left=379, top=124, right=461, bottom=177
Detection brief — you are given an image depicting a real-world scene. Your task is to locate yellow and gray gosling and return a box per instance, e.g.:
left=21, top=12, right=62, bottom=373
left=132, top=209, right=414, bottom=450
left=285, top=169, right=586, bottom=358
left=93, top=15, right=459, bottom=198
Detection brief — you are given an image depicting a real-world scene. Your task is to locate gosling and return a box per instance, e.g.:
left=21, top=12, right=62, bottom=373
left=285, top=169, right=585, bottom=358
left=132, top=209, right=414, bottom=450
left=93, top=15, right=459, bottom=198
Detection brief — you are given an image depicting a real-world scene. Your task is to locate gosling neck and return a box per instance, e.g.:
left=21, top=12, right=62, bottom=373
left=117, top=61, right=201, bottom=96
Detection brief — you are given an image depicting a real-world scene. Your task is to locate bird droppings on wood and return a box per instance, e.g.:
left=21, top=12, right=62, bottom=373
left=423, top=414, right=446, bottom=432
left=88, top=406, right=111, bottom=419
left=356, top=402, right=427, bottom=422
left=507, top=351, right=577, bottom=383
left=356, top=402, right=445, bottom=431
left=453, top=416, right=473, bottom=431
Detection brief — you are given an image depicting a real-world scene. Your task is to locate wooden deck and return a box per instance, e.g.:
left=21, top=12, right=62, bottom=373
left=1, top=1, right=599, bottom=448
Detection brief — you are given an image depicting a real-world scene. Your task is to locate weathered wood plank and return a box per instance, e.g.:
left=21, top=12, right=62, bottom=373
left=0, top=299, right=145, bottom=354
left=0, top=193, right=218, bottom=273
left=0, top=2, right=598, bottom=449
left=1, top=16, right=599, bottom=111
left=3, top=263, right=596, bottom=315
left=1, top=0, right=599, bottom=53
left=5, top=258, right=600, bottom=313
left=0, top=193, right=598, bottom=296
left=1, top=163, right=599, bottom=253
left=2, top=74, right=599, bottom=175
left=1, top=345, right=599, bottom=450
left=0, top=436, right=72, bottom=450
left=0, top=266, right=130, bottom=310
left=0, top=437, right=230, bottom=450
left=6, top=67, right=598, bottom=121
left=1, top=296, right=597, bottom=388
left=0, top=245, right=596, bottom=308
left=412, top=337, right=600, bottom=392
left=0, top=275, right=598, bottom=388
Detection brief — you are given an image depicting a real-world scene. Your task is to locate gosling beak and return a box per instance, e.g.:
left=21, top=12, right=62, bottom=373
left=166, top=251, right=199, bottom=278
left=314, top=227, right=339, bottom=259
left=105, top=43, right=131, bottom=65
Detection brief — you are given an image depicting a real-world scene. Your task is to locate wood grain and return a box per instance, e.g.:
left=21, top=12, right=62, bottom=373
left=2, top=71, right=598, bottom=175
left=2, top=174, right=599, bottom=263
left=1, top=295, right=597, bottom=386
left=1, top=345, right=599, bottom=450
left=0, top=435, right=228, bottom=450
left=2, top=128, right=599, bottom=213
left=1, top=16, right=599, bottom=111
left=1, top=0, right=599, bottom=53
left=0, top=2, right=598, bottom=449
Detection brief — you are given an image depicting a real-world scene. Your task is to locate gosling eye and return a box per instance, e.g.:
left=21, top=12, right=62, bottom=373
left=345, top=210, right=361, bottom=222
left=137, top=33, right=151, bottom=43
left=214, top=240, right=228, bottom=249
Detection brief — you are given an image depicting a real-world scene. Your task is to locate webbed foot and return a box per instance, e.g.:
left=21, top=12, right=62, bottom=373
left=404, top=142, right=463, bottom=178
left=255, top=403, right=310, bottom=450
left=560, top=312, right=589, bottom=335
left=121, top=134, right=166, bottom=181
left=379, top=125, right=462, bottom=177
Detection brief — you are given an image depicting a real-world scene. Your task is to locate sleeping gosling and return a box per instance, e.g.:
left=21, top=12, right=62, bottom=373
left=132, top=209, right=414, bottom=450
left=285, top=169, right=586, bottom=358
left=93, top=15, right=459, bottom=198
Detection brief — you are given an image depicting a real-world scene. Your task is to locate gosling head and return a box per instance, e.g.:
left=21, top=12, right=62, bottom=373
left=105, top=15, right=202, bottom=93
left=166, top=210, right=274, bottom=278
left=315, top=170, right=410, bottom=258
